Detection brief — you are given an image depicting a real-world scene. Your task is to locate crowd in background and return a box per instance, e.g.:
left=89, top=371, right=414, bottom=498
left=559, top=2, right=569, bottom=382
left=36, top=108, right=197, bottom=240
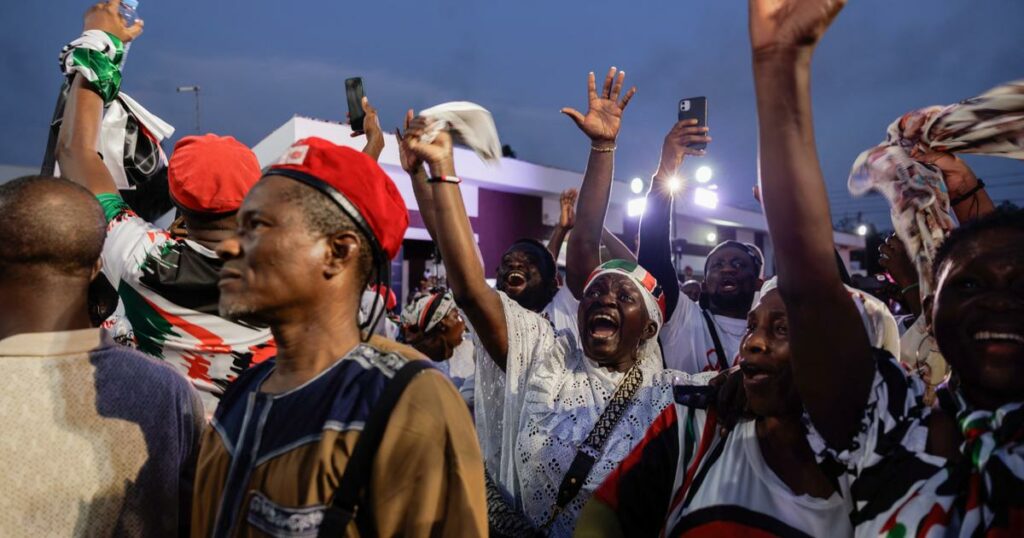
left=1, top=0, right=1022, bottom=537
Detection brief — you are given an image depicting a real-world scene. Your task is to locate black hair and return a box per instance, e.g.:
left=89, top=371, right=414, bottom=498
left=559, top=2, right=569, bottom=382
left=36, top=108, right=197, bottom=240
left=0, top=175, right=106, bottom=277
left=704, top=240, right=764, bottom=275
left=932, top=208, right=1024, bottom=279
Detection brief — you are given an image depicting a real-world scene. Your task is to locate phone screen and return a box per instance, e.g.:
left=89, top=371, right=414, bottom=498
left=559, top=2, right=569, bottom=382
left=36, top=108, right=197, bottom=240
left=678, top=97, right=708, bottom=150
left=345, top=77, right=366, bottom=132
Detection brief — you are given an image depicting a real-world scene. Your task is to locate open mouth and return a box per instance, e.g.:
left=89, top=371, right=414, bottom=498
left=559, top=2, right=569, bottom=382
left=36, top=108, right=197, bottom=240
left=739, top=362, right=777, bottom=383
left=973, top=331, right=1024, bottom=345
left=719, top=277, right=739, bottom=293
left=588, top=312, right=620, bottom=340
left=505, top=271, right=527, bottom=288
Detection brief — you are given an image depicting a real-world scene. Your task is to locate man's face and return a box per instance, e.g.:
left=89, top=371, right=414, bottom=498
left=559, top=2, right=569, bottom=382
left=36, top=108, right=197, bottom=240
left=413, top=309, right=465, bottom=361
left=577, top=273, right=656, bottom=367
left=217, top=176, right=331, bottom=324
left=738, top=290, right=800, bottom=417
left=704, top=246, right=759, bottom=311
left=496, top=247, right=550, bottom=311
left=931, top=228, right=1024, bottom=402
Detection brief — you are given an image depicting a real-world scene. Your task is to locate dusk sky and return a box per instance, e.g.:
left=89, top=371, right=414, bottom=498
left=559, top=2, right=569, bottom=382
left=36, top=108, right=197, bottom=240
left=3, top=0, right=1022, bottom=228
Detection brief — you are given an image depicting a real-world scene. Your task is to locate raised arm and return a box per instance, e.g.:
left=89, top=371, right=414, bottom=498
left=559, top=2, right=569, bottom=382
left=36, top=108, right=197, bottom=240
left=750, top=0, right=872, bottom=448
left=547, top=188, right=577, bottom=265
left=354, top=96, right=385, bottom=161
left=637, top=120, right=710, bottom=320
left=919, top=152, right=996, bottom=224
left=396, top=110, right=438, bottom=238
left=404, top=118, right=509, bottom=368
left=56, top=1, right=143, bottom=195
left=562, top=68, right=636, bottom=298
left=601, top=228, right=635, bottom=264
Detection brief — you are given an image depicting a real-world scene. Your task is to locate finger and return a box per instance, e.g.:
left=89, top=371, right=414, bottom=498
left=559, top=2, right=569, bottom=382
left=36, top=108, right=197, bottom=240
left=683, top=148, right=707, bottom=156
left=560, top=107, right=585, bottom=128
left=106, top=0, right=122, bottom=15
left=601, top=67, right=616, bottom=99
left=620, top=86, right=637, bottom=110
left=586, top=72, right=597, bottom=102
left=350, top=132, right=364, bottom=138
left=361, top=96, right=372, bottom=114
left=610, top=70, right=625, bottom=101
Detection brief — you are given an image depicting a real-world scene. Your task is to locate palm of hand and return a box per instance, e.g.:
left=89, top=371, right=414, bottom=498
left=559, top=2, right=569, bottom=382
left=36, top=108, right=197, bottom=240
left=579, top=100, right=623, bottom=143
left=749, top=0, right=845, bottom=52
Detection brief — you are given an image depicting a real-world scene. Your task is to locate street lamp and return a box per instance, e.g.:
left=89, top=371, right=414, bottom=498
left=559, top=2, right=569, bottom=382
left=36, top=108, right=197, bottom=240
left=856, top=224, right=869, bottom=237
left=630, top=177, right=644, bottom=194
left=627, top=197, right=647, bottom=218
left=706, top=231, right=717, bottom=243
left=694, top=187, right=719, bottom=209
left=176, top=85, right=201, bottom=133
left=695, top=165, right=713, bottom=183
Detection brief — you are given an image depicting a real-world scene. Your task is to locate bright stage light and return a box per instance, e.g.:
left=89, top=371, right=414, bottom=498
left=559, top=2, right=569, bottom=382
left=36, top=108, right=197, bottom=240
left=706, top=232, right=718, bottom=243
left=627, top=197, right=647, bottom=218
left=630, top=177, right=644, bottom=194
left=856, top=224, right=869, bottom=236
left=694, top=187, right=719, bottom=209
left=695, top=166, right=713, bottom=183
left=667, top=176, right=682, bottom=193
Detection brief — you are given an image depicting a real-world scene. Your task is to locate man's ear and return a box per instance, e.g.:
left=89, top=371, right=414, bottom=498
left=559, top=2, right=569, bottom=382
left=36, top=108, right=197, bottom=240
left=922, top=293, right=935, bottom=336
left=90, top=257, right=103, bottom=282
left=324, top=231, right=361, bottom=278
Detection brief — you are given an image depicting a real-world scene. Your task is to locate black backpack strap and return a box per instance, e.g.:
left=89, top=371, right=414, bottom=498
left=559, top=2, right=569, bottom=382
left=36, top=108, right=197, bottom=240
left=700, top=309, right=731, bottom=371
left=317, top=359, right=434, bottom=537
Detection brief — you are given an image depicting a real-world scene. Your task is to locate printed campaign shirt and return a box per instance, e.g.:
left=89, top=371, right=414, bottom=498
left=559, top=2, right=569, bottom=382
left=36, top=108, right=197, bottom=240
left=97, top=194, right=275, bottom=414
left=589, top=397, right=852, bottom=537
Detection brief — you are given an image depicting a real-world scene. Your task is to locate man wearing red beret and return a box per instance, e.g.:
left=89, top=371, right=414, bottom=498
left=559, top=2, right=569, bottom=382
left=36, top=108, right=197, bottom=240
left=191, top=137, right=486, bottom=537
left=59, top=73, right=274, bottom=413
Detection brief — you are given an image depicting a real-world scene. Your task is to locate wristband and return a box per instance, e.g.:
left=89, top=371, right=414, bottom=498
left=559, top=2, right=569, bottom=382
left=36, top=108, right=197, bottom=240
left=427, top=175, right=462, bottom=184
left=901, top=283, right=920, bottom=295
left=591, top=144, right=616, bottom=153
left=950, top=179, right=985, bottom=207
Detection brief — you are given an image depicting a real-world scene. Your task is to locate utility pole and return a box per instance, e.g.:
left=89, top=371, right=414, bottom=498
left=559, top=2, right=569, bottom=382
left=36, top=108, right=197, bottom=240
left=176, top=85, right=201, bottom=133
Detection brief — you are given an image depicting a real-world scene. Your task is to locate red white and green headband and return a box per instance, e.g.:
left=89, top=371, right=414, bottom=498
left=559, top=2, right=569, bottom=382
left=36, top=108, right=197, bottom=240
left=401, top=290, right=457, bottom=338
left=584, top=259, right=666, bottom=329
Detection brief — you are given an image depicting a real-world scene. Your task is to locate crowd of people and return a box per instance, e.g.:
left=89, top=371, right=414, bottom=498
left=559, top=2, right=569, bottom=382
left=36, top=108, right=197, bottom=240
left=1, top=0, right=1021, bottom=536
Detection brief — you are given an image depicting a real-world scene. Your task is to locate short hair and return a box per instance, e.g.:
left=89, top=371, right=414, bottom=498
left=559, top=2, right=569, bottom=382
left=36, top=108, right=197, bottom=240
left=505, top=238, right=557, bottom=283
left=0, top=175, right=106, bottom=277
left=933, top=208, right=1024, bottom=279
left=281, top=180, right=375, bottom=286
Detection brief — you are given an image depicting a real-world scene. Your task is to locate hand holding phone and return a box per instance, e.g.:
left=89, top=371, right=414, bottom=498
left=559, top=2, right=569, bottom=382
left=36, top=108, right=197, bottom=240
left=345, top=77, right=366, bottom=132
left=678, top=97, right=708, bottom=150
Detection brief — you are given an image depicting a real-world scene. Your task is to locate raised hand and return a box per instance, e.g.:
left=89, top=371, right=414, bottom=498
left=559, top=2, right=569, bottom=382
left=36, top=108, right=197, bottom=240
left=748, top=0, right=846, bottom=54
left=395, top=109, right=424, bottom=174
left=403, top=115, right=455, bottom=176
left=560, top=67, right=637, bottom=145
left=84, top=0, right=144, bottom=43
left=878, top=234, right=918, bottom=290
left=916, top=152, right=979, bottom=199
left=655, top=119, right=711, bottom=179
left=559, top=188, right=578, bottom=229
left=354, top=96, right=384, bottom=160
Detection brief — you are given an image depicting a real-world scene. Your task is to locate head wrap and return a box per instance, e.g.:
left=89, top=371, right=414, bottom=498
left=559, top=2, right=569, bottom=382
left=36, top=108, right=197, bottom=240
left=584, top=259, right=665, bottom=330
left=758, top=277, right=900, bottom=358
left=848, top=79, right=1024, bottom=295
left=267, top=137, right=409, bottom=261
left=401, top=290, right=457, bottom=340
left=504, top=238, right=557, bottom=284
left=705, top=240, right=765, bottom=278
left=169, top=134, right=261, bottom=216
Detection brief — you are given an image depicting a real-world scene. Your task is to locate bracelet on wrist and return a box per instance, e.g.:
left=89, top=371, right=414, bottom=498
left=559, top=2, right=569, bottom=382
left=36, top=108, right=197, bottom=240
left=901, top=282, right=920, bottom=295
left=950, top=179, right=985, bottom=206
left=426, top=175, right=462, bottom=185
left=591, top=143, right=616, bottom=153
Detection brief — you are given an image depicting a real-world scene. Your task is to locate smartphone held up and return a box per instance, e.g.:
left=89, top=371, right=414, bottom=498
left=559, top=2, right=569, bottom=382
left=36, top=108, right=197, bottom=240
left=345, top=77, right=366, bottom=132
left=678, top=97, right=708, bottom=150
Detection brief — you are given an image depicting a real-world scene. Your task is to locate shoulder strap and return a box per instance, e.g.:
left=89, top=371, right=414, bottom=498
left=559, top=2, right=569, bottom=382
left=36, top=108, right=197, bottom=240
left=700, top=309, right=731, bottom=371
left=317, top=359, right=434, bottom=537
left=544, top=359, right=646, bottom=529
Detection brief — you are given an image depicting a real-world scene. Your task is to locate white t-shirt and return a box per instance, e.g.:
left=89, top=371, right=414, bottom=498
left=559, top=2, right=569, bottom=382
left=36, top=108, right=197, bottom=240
left=541, top=285, right=580, bottom=344
left=475, top=292, right=672, bottom=537
left=436, top=338, right=476, bottom=409
left=663, top=413, right=852, bottom=537
left=659, top=295, right=748, bottom=373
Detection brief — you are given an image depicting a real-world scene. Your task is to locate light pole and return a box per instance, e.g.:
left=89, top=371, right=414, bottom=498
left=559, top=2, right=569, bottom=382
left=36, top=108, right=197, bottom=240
left=176, top=85, right=201, bottom=133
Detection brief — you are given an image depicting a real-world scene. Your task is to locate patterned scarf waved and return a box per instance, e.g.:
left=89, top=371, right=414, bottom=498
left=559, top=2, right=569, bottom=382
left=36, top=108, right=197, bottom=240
left=59, top=30, right=125, bottom=104
left=847, top=80, right=1024, bottom=295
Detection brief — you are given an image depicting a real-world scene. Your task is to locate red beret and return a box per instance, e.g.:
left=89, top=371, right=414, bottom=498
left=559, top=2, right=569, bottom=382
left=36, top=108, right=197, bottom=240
left=168, top=134, right=261, bottom=216
left=267, top=137, right=408, bottom=261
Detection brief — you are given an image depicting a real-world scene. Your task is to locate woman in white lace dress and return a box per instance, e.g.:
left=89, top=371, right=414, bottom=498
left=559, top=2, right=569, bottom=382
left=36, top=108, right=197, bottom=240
left=400, top=68, right=675, bottom=536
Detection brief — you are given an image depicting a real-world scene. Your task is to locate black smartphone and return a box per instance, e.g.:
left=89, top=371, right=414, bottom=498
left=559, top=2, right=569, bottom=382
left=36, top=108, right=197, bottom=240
left=678, top=97, right=708, bottom=150
left=345, top=77, right=366, bottom=132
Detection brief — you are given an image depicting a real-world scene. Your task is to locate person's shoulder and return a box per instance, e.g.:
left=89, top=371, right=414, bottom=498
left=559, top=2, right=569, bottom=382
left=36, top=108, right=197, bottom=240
left=364, top=334, right=429, bottom=362
left=93, top=342, right=189, bottom=389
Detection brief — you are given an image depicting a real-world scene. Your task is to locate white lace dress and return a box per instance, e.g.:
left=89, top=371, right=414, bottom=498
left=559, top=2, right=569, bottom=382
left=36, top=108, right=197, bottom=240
left=474, top=292, right=673, bottom=537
